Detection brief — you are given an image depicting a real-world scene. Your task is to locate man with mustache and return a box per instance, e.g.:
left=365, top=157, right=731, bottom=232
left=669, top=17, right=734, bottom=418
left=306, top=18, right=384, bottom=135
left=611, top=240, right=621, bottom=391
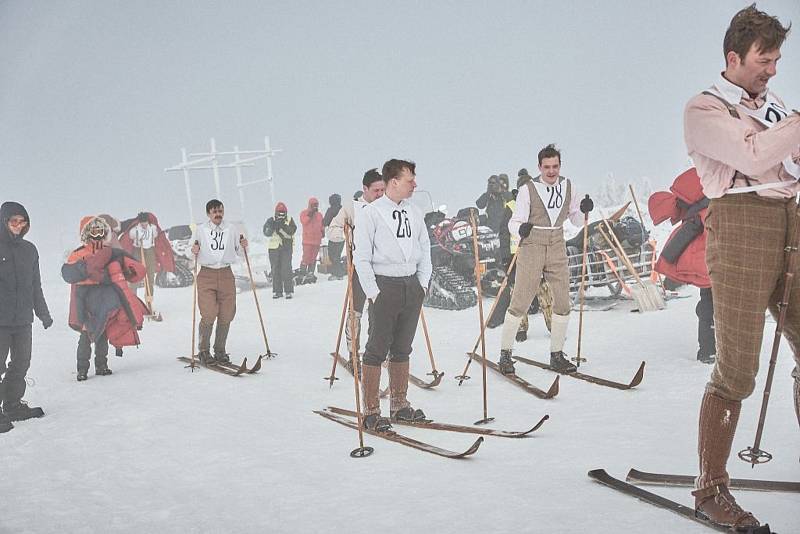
left=191, top=200, right=248, bottom=365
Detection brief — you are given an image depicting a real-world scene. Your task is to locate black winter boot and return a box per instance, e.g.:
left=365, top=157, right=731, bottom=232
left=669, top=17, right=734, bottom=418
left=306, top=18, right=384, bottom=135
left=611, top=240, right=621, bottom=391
left=3, top=400, right=44, bottom=421
left=550, top=351, right=577, bottom=373
left=697, top=351, right=715, bottom=364
left=77, top=372, right=88, bottom=382
left=95, top=366, right=113, bottom=376
left=498, top=349, right=516, bottom=375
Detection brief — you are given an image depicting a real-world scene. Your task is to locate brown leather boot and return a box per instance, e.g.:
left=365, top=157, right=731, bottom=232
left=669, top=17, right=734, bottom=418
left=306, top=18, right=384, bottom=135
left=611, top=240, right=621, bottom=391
left=213, top=322, right=230, bottom=362
left=198, top=321, right=213, bottom=354
left=692, top=392, right=760, bottom=528
left=360, top=364, right=382, bottom=417
left=388, top=361, right=411, bottom=414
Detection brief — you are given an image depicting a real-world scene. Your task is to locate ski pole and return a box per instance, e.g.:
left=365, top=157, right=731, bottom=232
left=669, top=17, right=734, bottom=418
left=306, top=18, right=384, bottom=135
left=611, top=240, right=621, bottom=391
left=418, top=308, right=440, bottom=378
left=140, top=245, right=155, bottom=316
left=469, top=213, right=493, bottom=426
left=188, top=244, right=199, bottom=371
left=325, top=272, right=352, bottom=386
left=241, top=235, right=275, bottom=359
left=574, top=199, right=590, bottom=367
left=739, top=198, right=800, bottom=467
left=456, top=249, right=518, bottom=385
left=344, top=224, right=373, bottom=458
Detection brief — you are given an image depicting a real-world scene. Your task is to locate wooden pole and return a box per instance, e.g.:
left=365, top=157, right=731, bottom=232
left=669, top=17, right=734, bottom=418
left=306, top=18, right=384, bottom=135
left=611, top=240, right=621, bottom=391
left=470, top=213, right=493, bottom=425
left=189, top=247, right=199, bottom=371
left=241, top=235, right=274, bottom=358
left=574, top=202, right=590, bottom=367
left=326, top=275, right=352, bottom=386
left=419, top=308, right=440, bottom=377
left=344, top=225, right=373, bottom=457
left=456, top=250, right=518, bottom=385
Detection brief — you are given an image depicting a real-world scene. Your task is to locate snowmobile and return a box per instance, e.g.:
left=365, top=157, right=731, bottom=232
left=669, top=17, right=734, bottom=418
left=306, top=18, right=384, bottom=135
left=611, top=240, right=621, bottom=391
left=423, top=206, right=501, bottom=310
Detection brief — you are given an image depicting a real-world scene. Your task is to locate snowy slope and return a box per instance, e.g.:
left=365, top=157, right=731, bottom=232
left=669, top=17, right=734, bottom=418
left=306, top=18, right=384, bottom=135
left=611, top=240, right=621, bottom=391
left=3, top=271, right=798, bottom=534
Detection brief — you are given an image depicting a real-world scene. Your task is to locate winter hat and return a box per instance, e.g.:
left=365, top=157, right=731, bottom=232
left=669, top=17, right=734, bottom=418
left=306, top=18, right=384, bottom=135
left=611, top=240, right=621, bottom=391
left=79, top=215, right=111, bottom=243
left=329, top=193, right=341, bottom=206
left=309, top=197, right=319, bottom=208
left=518, top=168, right=529, bottom=177
left=488, top=175, right=499, bottom=184
left=275, top=202, right=288, bottom=214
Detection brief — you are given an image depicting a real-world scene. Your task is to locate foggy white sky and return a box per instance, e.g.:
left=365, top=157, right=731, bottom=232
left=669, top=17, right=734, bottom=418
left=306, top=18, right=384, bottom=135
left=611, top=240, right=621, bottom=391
left=2, top=0, right=799, bottom=262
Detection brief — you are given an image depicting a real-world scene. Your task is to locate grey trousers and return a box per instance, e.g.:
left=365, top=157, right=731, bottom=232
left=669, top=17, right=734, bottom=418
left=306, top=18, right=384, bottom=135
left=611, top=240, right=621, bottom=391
left=363, top=275, right=425, bottom=366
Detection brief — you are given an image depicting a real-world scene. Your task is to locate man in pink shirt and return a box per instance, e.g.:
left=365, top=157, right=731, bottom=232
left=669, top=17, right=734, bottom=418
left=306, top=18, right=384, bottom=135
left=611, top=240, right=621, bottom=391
left=684, top=5, right=800, bottom=529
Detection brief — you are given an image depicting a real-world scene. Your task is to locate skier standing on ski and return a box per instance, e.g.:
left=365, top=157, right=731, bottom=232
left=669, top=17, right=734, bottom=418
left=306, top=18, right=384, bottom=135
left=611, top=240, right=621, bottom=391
left=190, top=200, right=248, bottom=364
left=354, top=159, right=431, bottom=431
left=683, top=5, right=799, bottom=529
left=497, top=144, right=592, bottom=375
left=330, top=169, right=385, bottom=357
left=299, top=197, right=324, bottom=276
left=263, top=202, right=296, bottom=299
left=0, top=202, right=52, bottom=432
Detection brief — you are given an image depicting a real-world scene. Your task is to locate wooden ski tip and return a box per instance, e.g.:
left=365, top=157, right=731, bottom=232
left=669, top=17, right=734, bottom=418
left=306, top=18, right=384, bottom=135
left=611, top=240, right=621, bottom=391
left=233, top=358, right=248, bottom=376
left=544, top=375, right=560, bottom=398
left=463, top=436, right=484, bottom=457
left=530, top=414, right=550, bottom=432
left=350, top=446, right=374, bottom=458
left=629, top=361, right=646, bottom=388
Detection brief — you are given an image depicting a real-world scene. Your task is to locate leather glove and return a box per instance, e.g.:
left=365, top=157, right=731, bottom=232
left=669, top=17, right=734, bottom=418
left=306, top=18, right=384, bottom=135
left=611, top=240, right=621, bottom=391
left=519, top=222, right=533, bottom=239
left=580, top=195, right=594, bottom=214
left=41, top=317, right=53, bottom=329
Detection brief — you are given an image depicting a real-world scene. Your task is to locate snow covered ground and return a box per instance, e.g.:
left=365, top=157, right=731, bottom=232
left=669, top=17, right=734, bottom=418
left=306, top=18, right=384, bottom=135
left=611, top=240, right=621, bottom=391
left=3, top=270, right=798, bottom=534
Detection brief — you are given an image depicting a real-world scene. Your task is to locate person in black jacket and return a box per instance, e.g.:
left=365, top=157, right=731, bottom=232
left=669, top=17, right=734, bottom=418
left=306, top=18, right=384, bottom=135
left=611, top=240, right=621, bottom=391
left=475, top=175, right=511, bottom=233
left=0, top=202, right=52, bottom=432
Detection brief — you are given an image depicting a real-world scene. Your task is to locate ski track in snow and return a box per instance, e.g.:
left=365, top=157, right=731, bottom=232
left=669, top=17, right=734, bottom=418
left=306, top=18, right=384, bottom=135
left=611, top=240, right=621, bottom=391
left=3, top=268, right=798, bottom=534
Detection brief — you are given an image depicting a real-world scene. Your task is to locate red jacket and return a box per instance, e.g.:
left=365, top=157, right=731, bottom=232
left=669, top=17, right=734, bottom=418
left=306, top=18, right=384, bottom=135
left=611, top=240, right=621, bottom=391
left=119, top=212, right=176, bottom=273
left=648, top=168, right=710, bottom=288
left=299, top=197, right=324, bottom=245
left=62, top=244, right=149, bottom=349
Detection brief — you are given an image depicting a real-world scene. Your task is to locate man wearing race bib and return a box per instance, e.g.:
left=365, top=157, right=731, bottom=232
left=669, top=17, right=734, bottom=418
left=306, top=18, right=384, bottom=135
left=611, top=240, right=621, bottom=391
left=498, top=144, right=592, bottom=375
left=353, top=159, right=432, bottom=432
left=683, top=5, right=800, bottom=529
left=191, top=200, right=248, bottom=365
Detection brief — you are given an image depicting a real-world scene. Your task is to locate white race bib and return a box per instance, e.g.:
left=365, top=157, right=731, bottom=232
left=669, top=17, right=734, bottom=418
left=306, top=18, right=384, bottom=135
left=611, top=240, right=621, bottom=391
left=709, top=85, right=800, bottom=180
left=377, top=205, right=413, bottom=261
left=532, top=180, right=566, bottom=227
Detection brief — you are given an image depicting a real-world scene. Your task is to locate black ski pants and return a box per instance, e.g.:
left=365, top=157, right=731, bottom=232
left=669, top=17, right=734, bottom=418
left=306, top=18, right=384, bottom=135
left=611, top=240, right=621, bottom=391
left=77, top=331, right=109, bottom=374
left=0, top=325, right=32, bottom=407
left=269, top=247, right=294, bottom=296
left=363, top=275, right=425, bottom=366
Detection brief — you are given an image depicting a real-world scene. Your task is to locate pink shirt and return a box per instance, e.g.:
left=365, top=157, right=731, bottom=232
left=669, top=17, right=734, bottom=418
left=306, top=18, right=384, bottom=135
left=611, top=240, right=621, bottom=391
left=684, top=74, right=800, bottom=199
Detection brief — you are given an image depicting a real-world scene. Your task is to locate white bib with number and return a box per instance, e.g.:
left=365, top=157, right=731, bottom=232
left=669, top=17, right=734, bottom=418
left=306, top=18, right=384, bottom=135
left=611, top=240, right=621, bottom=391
left=532, top=180, right=567, bottom=227
left=377, top=204, right=413, bottom=261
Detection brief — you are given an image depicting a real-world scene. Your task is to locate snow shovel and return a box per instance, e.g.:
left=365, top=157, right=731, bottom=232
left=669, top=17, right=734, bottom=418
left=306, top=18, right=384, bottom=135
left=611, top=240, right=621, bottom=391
left=598, top=222, right=664, bottom=312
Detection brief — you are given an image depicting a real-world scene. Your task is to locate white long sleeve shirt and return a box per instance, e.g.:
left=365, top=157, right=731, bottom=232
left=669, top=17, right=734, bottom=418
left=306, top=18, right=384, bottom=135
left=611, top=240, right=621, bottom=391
left=191, top=220, right=243, bottom=268
left=128, top=223, right=157, bottom=249
left=353, top=194, right=432, bottom=300
left=508, top=178, right=583, bottom=236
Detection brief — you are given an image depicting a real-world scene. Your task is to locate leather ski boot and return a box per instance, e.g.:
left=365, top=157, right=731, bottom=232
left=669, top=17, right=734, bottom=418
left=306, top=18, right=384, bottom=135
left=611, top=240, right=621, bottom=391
left=692, top=392, right=760, bottom=529
left=3, top=400, right=44, bottom=421
left=360, top=364, right=390, bottom=432
left=198, top=351, right=215, bottom=365
left=388, top=361, right=426, bottom=422
left=550, top=351, right=577, bottom=373
left=198, top=321, right=213, bottom=356
left=77, top=372, right=88, bottom=382
left=498, top=349, right=516, bottom=375
left=213, top=323, right=231, bottom=363
left=515, top=315, right=529, bottom=342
